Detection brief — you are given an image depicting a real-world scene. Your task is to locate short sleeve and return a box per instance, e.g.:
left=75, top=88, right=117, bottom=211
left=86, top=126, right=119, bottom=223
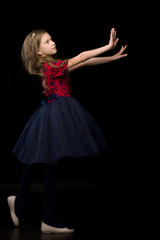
left=43, top=60, right=68, bottom=78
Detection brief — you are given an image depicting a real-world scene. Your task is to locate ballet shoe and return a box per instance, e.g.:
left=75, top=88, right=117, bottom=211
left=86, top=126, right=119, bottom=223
left=7, top=196, right=19, bottom=227
left=41, top=221, right=74, bottom=234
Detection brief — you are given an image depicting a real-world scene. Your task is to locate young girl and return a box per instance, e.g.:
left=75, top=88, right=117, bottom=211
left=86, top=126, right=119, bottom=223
left=7, top=28, right=127, bottom=234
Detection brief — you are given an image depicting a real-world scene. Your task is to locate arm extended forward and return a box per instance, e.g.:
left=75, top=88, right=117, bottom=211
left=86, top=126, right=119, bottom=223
left=68, top=45, right=128, bottom=72
left=68, top=28, right=119, bottom=69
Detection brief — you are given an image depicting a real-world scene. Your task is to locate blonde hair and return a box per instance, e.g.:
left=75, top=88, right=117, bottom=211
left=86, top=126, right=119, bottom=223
left=21, top=29, right=66, bottom=91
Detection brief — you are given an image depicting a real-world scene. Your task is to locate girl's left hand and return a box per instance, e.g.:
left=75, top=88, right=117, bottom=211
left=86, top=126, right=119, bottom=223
left=113, top=45, right=128, bottom=59
left=108, top=28, right=119, bottom=49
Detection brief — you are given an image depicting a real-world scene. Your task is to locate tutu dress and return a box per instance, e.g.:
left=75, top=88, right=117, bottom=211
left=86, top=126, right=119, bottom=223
left=13, top=60, right=108, bottom=165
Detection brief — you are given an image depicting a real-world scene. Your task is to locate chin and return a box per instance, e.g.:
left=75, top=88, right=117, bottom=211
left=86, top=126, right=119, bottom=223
left=52, top=50, right=57, bottom=55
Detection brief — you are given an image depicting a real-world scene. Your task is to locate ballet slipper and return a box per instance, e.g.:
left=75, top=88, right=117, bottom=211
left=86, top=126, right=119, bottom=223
left=41, top=221, right=74, bottom=234
left=7, top=196, right=19, bottom=227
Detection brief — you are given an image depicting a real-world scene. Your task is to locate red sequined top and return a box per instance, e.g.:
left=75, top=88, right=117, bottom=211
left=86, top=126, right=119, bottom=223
left=42, top=60, right=71, bottom=98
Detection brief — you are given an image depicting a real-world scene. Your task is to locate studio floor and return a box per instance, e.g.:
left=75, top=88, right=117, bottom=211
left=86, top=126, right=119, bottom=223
left=0, top=181, right=154, bottom=240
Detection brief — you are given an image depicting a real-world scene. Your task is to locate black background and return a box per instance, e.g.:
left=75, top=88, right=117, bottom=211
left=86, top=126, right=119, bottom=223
left=0, top=2, right=152, bottom=183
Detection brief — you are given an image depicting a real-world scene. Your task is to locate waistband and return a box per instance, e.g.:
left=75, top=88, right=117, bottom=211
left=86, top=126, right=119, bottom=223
left=40, top=93, right=58, bottom=106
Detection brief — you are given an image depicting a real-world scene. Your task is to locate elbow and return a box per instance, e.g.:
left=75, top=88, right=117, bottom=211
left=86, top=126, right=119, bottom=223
left=79, top=51, right=87, bottom=62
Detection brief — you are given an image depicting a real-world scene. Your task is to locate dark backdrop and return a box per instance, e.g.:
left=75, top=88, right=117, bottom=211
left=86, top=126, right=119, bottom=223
left=1, top=2, right=151, bottom=183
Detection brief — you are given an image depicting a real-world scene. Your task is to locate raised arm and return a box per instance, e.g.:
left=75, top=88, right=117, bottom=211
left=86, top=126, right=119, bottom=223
left=68, top=28, right=118, bottom=69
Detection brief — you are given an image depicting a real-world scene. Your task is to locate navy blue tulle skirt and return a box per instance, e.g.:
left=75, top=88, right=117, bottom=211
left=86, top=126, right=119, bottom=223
left=13, top=96, right=108, bottom=165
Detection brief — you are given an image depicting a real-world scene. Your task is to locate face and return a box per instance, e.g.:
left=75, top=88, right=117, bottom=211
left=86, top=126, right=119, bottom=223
left=38, top=32, right=57, bottom=56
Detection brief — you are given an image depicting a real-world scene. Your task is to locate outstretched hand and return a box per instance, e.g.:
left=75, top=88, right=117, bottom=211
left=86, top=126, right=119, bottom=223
left=108, top=28, right=119, bottom=49
left=114, top=45, right=128, bottom=59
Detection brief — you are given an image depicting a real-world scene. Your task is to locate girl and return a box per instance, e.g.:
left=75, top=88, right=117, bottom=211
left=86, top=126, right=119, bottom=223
left=7, top=28, right=127, bottom=234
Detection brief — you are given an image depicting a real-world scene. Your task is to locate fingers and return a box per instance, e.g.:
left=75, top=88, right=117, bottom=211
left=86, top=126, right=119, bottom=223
left=111, top=28, right=116, bottom=40
left=110, top=28, right=128, bottom=53
left=122, top=54, right=128, bottom=57
left=111, top=28, right=119, bottom=46
left=123, top=45, right=128, bottom=50
left=120, top=45, right=128, bottom=53
left=119, top=45, right=128, bottom=57
left=110, top=29, right=113, bottom=40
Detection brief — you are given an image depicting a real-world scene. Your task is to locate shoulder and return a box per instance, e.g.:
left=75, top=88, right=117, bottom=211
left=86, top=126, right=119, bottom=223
left=53, top=60, right=66, bottom=66
left=43, top=60, right=68, bottom=69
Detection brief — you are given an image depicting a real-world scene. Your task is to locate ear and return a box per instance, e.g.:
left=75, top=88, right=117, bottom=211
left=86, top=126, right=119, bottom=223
left=37, top=48, right=42, bottom=55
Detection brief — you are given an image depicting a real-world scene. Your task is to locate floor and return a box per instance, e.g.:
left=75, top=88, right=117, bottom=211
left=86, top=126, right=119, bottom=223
left=0, top=182, right=154, bottom=240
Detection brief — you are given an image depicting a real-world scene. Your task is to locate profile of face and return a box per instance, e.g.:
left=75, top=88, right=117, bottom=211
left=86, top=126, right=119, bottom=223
left=37, top=32, right=57, bottom=56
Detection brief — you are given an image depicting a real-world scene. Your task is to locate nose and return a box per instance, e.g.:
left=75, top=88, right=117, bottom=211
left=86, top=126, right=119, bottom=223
left=51, top=40, right=55, bottom=45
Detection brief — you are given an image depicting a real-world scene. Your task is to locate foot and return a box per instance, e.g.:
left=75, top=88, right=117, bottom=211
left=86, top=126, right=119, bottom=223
left=7, top=196, right=19, bottom=227
left=41, top=221, right=74, bottom=234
